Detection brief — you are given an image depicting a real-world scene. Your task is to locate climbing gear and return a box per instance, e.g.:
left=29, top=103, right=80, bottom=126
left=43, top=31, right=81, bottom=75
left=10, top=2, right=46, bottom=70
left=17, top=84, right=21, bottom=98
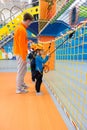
left=43, top=64, right=49, bottom=73
left=42, top=31, right=75, bottom=73
left=43, top=42, right=52, bottom=55
left=49, top=31, right=75, bottom=55
left=43, top=42, right=52, bottom=73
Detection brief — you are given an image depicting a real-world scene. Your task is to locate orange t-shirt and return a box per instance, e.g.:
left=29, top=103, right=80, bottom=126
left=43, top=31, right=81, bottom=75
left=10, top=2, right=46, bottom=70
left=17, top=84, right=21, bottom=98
left=13, top=23, right=28, bottom=61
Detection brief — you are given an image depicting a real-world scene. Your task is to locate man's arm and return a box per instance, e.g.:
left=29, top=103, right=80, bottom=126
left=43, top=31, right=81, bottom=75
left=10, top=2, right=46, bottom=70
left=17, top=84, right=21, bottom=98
left=19, top=29, right=28, bottom=61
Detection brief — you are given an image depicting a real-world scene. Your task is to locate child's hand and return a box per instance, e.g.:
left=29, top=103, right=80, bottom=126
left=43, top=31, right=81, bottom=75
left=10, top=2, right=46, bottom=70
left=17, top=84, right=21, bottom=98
left=47, top=53, right=51, bottom=56
left=47, top=54, right=51, bottom=58
left=47, top=54, right=49, bottom=56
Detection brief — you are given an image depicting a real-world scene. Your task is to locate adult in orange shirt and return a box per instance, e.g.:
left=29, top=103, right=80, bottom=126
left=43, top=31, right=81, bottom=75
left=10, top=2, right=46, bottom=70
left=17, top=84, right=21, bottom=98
left=13, top=13, right=33, bottom=94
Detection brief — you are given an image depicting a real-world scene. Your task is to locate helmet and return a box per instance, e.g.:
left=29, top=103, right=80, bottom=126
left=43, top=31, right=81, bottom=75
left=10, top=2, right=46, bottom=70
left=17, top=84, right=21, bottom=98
left=31, top=43, right=37, bottom=50
left=36, top=43, right=43, bottom=50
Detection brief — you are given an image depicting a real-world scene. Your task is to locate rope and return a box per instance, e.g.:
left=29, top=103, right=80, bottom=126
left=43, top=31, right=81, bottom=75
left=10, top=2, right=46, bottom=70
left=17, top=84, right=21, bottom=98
left=38, top=20, right=87, bottom=44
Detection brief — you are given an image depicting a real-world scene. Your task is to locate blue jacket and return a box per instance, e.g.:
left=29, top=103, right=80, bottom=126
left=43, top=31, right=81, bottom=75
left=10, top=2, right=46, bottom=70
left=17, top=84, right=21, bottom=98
left=35, top=55, right=49, bottom=72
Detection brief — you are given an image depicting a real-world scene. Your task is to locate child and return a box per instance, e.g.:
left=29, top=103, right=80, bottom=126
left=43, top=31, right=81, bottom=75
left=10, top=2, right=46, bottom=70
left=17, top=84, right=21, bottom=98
left=27, top=43, right=36, bottom=82
left=35, top=44, right=49, bottom=95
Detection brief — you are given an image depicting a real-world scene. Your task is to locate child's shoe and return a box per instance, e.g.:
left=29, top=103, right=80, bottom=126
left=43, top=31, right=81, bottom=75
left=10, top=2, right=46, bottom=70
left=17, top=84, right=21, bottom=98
left=36, top=91, right=43, bottom=96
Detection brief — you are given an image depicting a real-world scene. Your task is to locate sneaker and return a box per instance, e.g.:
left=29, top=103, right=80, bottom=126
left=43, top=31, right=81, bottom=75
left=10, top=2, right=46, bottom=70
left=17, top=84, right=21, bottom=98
left=22, top=83, right=29, bottom=89
left=36, top=92, right=43, bottom=96
left=16, top=88, right=29, bottom=94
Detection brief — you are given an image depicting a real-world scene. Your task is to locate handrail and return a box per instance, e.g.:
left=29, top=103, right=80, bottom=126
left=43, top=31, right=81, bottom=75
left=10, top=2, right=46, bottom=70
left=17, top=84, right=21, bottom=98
left=0, top=8, right=10, bottom=13
left=0, top=8, right=11, bottom=24
left=10, top=6, right=23, bottom=21
left=23, top=1, right=39, bottom=9
left=0, top=11, right=5, bottom=25
left=0, top=34, right=13, bottom=48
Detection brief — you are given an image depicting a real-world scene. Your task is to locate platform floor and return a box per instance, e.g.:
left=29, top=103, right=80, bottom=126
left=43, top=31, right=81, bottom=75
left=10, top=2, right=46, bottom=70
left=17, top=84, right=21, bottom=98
left=0, top=72, right=67, bottom=130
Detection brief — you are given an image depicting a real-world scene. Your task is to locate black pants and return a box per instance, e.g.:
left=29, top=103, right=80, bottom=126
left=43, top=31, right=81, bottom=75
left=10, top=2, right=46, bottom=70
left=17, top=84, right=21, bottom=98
left=35, top=71, right=43, bottom=92
left=31, top=68, right=36, bottom=81
left=30, top=62, right=36, bottom=82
